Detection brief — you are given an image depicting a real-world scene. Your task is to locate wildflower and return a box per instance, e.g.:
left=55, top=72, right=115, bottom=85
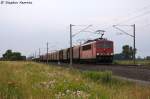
left=66, top=89, right=70, bottom=94
left=76, top=90, right=81, bottom=96
left=62, top=93, right=65, bottom=96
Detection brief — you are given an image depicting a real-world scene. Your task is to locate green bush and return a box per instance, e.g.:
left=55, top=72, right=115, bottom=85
left=82, top=71, right=112, bottom=83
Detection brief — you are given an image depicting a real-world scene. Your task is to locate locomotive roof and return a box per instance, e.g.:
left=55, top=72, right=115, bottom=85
left=82, top=38, right=112, bottom=46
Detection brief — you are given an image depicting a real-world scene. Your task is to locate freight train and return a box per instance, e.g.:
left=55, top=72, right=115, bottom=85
left=38, top=37, right=114, bottom=63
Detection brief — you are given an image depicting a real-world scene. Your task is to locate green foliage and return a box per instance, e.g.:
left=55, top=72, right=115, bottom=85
left=122, top=45, right=136, bottom=60
left=0, top=82, right=24, bottom=99
left=2, top=50, right=26, bottom=61
left=114, top=45, right=137, bottom=60
left=146, top=56, right=150, bottom=60
left=82, top=71, right=112, bottom=83
left=114, top=53, right=125, bottom=60
left=3, top=50, right=12, bottom=60
left=53, top=80, right=89, bottom=93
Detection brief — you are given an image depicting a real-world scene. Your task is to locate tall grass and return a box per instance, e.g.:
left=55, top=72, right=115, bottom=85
left=82, top=71, right=112, bottom=83
left=0, top=61, right=149, bottom=99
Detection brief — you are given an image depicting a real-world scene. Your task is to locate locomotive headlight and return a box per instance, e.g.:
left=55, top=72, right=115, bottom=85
left=97, top=53, right=99, bottom=55
left=111, top=53, right=114, bottom=55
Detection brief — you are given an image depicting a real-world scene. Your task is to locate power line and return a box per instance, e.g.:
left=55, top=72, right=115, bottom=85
left=101, top=5, right=150, bottom=30
left=116, top=10, right=150, bottom=25
left=116, top=4, right=150, bottom=24
left=113, top=25, right=134, bottom=37
left=129, top=5, right=150, bottom=15
left=72, top=25, right=92, bottom=37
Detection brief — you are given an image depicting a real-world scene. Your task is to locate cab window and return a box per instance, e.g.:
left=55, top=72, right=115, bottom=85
left=82, top=44, right=91, bottom=50
left=97, top=42, right=113, bottom=48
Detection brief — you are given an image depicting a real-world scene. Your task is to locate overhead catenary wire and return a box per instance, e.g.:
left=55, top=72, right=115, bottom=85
left=116, top=10, right=150, bottom=25
left=116, top=4, right=150, bottom=25
left=72, top=25, right=93, bottom=37
left=100, top=4, right=150, bottom=31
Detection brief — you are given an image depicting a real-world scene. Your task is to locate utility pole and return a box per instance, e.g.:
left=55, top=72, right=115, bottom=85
left=70, top=24, right=73, bottom=66
left=46, top=42, right=49, bottom=64
left=39, top=48, right=41, bottom=62
left=133, top=24, right=136, bottom=64
left=35, top=51, right=36, bottom=58
left=33, top=53, right=34, bottom=58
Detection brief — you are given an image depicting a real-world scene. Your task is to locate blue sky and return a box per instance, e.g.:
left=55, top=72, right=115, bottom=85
left=0, top=0, right=150, bottom=57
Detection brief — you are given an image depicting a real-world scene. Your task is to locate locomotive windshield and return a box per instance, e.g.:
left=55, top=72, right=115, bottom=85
left=96, top=42, right=113, bottom=48
left=82, top=44, right=91, bottom=50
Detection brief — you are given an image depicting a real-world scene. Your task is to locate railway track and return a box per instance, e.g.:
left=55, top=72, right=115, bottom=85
left=54, top=62, right=150, bottom=70
left=47, top=62, right=150, bottom=83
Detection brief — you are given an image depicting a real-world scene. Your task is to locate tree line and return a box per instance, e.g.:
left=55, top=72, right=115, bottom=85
left=1, top=50, right=26, bottom=61
left=114, top=45, right=136, bottom=60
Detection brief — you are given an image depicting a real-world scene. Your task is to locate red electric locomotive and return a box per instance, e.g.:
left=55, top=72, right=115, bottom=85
left=80, top=38, right=113, bottom=63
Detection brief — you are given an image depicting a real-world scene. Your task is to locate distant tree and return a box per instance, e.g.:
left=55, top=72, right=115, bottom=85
left=3, top=50, right=13, bottom=60
left=122, top=45, right=136, bottom=60
left=114, top=53, right=125, bottom=60
left=137, top=56, right=143, bottom=60
left=2, top=50, right=26, bottom=61
left=146, top=56, right=150, bottom=60
left=0, top=57, right=2, bottom=61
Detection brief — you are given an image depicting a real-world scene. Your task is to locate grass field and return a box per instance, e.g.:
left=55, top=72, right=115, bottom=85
left=0, top=61, right=150, bottom=99
left=114, top=60, right=150, bottom=65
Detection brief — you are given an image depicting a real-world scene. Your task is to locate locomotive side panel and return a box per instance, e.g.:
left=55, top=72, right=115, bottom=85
left=80, top=44, right=91, bottom=59
left=92, top=43, right=97, bottom=59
